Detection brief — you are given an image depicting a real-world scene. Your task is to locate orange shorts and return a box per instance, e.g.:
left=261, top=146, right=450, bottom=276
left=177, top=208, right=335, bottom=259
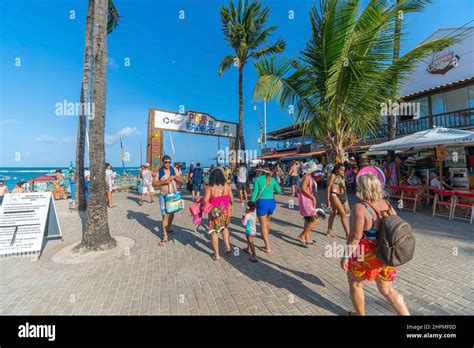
left=348, top=238, right=397, bottom=282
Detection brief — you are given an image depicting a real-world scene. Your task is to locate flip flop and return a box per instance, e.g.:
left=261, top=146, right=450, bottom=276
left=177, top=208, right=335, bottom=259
left=242, top=247, right=250, bottom=254
left=226, top=248, right=232, bottom=255
left=258, top=247, right=271, bottom=253
left=306, top=240, right=317, bottom=245
left=158, top=239, right=168, bottom=246
left=212, top=255, right=220, bottom=261
left=249, top=256, right=258, bottom=262
left=297, top=238, right=309, bottom=247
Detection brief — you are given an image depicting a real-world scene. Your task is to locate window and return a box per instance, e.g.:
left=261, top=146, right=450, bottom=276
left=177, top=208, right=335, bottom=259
left=431, top=92, right=446, bottom=114
left=445, top=87, right=468, bottom=112
left=468, top=85, right=474, bottom=108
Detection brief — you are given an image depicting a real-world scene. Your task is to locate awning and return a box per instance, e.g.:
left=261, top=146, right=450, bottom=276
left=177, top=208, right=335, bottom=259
left=258, top=151, right=298, bottom=160
left=259, top=150, right=325, bottom=161
left=369, top=127, right=474, bottom=151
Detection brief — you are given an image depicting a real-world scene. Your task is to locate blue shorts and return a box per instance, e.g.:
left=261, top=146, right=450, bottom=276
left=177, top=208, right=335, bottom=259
left=256, top=199, right=276, bottom=216
left=192, top=183, right=201, bottom=192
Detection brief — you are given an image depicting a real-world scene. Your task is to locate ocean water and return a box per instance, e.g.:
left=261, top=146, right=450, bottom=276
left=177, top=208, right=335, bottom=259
left=0, top=167, right=141, bottom=190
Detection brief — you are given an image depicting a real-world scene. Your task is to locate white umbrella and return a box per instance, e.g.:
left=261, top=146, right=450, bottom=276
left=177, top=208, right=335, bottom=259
left=369, top=127, right=474, bottom=151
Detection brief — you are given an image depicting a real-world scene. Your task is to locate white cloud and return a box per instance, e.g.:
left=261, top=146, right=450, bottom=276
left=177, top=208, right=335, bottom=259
left=34, top=135, right=75, bottom=144
left=105, top=126, right=139, bottom=145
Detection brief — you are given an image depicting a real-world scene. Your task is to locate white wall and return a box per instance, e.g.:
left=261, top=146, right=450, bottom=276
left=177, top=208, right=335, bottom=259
left=401, top=27, right=474, bottom=97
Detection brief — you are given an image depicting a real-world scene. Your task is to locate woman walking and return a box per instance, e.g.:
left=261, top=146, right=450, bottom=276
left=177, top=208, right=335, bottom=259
left=326, top=163, right=350, bottom=238
left=203, top=169, right=233, bottom=260
left=297, top=162, right=322, bottom=246
left=341, top=174, right=409, bottom=315
left=250, top=166, right=281, bottom=253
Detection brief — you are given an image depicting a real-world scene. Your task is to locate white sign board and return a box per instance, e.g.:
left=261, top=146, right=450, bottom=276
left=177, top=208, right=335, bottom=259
left=0, top=192, right=62, bottom=258
left=154, top=110, right=237, bottom=137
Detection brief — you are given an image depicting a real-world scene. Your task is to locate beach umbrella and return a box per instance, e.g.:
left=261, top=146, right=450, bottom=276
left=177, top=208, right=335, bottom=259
left=369, top=127, right=474, bottom=152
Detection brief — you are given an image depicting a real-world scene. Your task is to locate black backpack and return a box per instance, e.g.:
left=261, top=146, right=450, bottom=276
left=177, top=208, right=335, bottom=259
left=365, top=201, right=416, bottom=267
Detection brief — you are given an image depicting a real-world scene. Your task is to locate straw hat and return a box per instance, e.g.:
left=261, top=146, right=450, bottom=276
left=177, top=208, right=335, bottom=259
left=302, top=161, right=318, bottom=174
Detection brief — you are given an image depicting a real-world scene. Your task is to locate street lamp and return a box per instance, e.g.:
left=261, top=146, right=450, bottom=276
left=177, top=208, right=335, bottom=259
left=253, top=104, right=263, bottom=151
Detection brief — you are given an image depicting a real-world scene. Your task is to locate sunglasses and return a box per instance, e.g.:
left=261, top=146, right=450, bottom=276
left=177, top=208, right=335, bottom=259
left=164, top=161, right=171, bottom=164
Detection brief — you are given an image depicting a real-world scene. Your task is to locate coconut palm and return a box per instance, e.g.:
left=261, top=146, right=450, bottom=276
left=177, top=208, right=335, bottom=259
left=75, top=0, right=120, bottom=212
left=253, top=0, right=458, bottom=162
left=218, top=0, right=286, bottom=153
left=80, top=0, right=116, bottom=250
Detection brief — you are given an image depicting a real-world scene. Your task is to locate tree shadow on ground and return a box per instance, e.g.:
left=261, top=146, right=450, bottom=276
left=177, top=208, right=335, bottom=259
left=225, top=253, right=346, bottom=315
left=126, top=210, right=160, bottom=238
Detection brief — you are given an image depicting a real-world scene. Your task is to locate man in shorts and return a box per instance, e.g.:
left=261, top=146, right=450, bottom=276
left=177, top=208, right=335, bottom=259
left=191, top=162, right=203, bottom=201
left=156, top=155, right=182, bottom=246
left=288, top=160, right=300, bottom=197
left=236, top=162, right=248, bottom=204
left=140, top=163, right=154, bottom=204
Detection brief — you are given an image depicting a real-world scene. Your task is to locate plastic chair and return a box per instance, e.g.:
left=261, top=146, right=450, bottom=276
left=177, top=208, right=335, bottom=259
left=389, top=185, right=402, bottom=200
left=452, top=192, right=474, bottom=224
left=432, top=190, right=454, bottom=220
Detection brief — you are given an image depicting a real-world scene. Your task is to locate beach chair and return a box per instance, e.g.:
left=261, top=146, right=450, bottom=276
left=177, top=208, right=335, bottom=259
left=432, top=190, right=454, bottom=220
left=399, top=187, right=421, bottom=212
left=451, top=192, right=474, bottom=224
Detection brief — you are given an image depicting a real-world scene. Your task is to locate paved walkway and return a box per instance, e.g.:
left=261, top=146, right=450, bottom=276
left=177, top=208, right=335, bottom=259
left=0, top=188, right=473, bottom=315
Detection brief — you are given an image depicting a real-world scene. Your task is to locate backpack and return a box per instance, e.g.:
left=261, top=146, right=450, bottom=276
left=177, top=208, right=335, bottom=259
left=364, top=200, right=415, bottom=267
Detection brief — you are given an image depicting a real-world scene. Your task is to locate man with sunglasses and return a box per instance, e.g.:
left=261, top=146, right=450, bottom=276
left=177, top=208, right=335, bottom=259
left=156, top=155, right=183, bottom=246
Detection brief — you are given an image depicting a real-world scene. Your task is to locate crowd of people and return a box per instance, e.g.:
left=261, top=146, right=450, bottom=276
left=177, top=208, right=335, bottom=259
left=0, top=156, right=414, bottom=316
left=130, top=155, right=413, bottom=316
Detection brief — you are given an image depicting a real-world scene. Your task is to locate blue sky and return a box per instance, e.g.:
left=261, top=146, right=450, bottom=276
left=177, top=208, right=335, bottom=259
left=1, top=0, right=473, bottom=167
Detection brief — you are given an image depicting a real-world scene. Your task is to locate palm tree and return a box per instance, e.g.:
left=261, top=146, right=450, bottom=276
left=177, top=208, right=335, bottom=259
left=75, top=0, right=120, bottom=212
left=253, top=0, right=458, bottom=163
left=81, top=0, right=116, bottom=250
left=218, top=0, right=286, bottom=154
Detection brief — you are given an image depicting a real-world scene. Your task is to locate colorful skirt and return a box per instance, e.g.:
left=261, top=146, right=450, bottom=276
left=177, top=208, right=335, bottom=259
left=208, top=204, right=231, bottom=233
left=348, top=238, right=397, bottom=282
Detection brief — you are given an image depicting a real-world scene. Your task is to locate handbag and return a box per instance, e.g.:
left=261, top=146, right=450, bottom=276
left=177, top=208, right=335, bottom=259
left=163, top=179, right=184, bottom=214
left=298, top=176, right=317, bottom=216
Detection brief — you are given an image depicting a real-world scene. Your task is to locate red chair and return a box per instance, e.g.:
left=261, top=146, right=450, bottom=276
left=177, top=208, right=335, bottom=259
left=389, top=185, right=402, bottom=200
left=432, top=190, right=454, bottom=220
left=452, top=192, right=474, bottom=224
left=400, top=187, right=421, bottom=212
left=424, top=185, right=438, bottom=206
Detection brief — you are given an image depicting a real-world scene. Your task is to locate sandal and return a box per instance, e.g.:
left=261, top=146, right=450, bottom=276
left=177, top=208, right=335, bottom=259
left=226, top=248, right=232, bottom=255
left=249, top=256, right=258, bottom=262
left=212, top=254, right=220, bottom=261
left=258, top=246, right=271, bottom=253
left=242, top=247, right=250, bottom=254
left=158, top=239, right=168, bottom=246
left=297, top=238, right=309, bottom=247
left=306, top=240, right=317, bottom=245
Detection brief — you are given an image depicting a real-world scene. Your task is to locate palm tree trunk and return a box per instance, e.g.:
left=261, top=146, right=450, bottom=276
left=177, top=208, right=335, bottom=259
left=75, top=0, right=94, bottom=212
left=238, top=64, right=246, bottom=155
left=388, top=0, right=401, bottom=162
left=83, top=0, right=116, bottom=250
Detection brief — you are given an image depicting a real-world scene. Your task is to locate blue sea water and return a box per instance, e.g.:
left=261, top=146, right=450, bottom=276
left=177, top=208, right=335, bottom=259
left=0, top=167, right=141, bottom=190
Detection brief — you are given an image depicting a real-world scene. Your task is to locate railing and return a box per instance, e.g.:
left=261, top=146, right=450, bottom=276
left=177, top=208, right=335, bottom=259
left=364, top=108, right=474, bottom=142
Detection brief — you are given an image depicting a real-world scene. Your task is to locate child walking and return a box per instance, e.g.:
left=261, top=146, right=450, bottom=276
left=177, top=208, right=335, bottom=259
left=241, top=201, right=258, bottom=262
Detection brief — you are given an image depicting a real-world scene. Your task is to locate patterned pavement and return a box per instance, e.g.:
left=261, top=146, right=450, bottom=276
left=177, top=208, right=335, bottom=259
left=0, top=188, right=472, bottom=315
